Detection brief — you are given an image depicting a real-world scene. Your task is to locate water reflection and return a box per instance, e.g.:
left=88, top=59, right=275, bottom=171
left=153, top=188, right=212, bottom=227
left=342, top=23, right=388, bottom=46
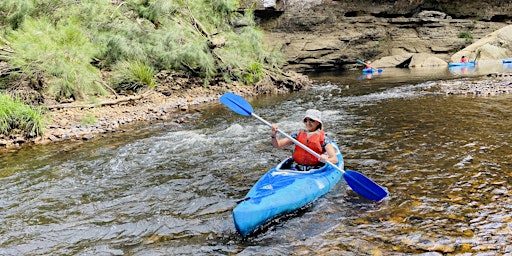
left=449, top=65, right=476, bottom=76
left=1, top=71, right=511, bottom=255
left=503, top=62, right=512, bottom=71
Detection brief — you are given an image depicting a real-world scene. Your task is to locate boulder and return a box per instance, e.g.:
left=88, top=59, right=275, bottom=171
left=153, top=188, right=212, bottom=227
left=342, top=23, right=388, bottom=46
left=451, top=25, right=512, bottom=62
left=414, top=10, right=452, bottom=22
left=372, top=54, right=412, bottom=68
left=409, top=53, right=448, bottom=67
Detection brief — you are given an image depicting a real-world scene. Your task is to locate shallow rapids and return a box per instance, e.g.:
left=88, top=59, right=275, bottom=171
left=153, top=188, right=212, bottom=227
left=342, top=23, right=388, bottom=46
left=1, top=67, right=511, bottom=255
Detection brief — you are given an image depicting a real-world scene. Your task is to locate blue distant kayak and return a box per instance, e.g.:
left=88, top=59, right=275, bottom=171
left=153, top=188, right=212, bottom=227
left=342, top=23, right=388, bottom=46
left=503, top=59, right=512, bottom=63
left=232, top=143, right=344, bottom=237
left=362, top=68, right=383, bottom=73
left=448, top=61, right=476, bottom=67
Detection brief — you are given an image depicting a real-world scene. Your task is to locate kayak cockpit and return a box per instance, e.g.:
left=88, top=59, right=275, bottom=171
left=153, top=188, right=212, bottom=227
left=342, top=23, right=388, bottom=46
left=274, top=158, right=326, bottom=175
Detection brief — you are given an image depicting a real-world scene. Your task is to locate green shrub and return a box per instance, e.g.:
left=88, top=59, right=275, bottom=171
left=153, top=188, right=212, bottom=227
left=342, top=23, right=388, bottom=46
left=2, top=0, right=285, bottom=99
left=111, top=60, right=156, bottom=92
left=0, top=0, right=35, bottom=30
left=0, top=93, right=45, bottom=137
left=458, top=32, right=473, bottom=39
left=6, top=17, right=106, bottom=101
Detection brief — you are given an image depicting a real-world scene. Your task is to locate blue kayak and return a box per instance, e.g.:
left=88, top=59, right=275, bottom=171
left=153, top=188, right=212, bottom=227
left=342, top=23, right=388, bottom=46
left=362, top=68, right=383, bottom=74
left=448, top=61, right=476, bottom=67
left=503, top=59, right=512, bottom=63
left=232, top=143, right=344, bottom=237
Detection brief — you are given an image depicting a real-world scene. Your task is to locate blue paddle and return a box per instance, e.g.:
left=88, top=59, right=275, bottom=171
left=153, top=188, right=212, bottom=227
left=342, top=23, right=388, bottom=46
left=356, top=59, right=383, bottom=73
left=219, top=92, right=389, bottom=201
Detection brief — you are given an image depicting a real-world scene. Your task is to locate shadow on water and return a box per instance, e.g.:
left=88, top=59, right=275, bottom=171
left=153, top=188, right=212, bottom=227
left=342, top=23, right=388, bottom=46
left=1, top=64, right=512, bottom=255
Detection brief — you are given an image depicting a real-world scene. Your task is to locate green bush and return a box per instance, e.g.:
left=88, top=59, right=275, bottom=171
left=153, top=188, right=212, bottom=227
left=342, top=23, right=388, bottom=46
left=1, top=0, right=285, bottom=100
left=0, top=0, right=35, bottom=30
left=111, top=60, right=156, bottom=92
left=6, top=17, right=106, bottom=101
left=0, top=93, right=45, bottom=137
left=458, top=32, right=473, bottom=39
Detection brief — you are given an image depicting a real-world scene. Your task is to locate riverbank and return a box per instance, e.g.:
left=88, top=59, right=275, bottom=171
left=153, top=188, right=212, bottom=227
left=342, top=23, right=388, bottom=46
left=0, top=71, right=311, bottom=152
left=1, top=71, right=511, bottom=152
left=438, top=72, right=512, bottom=96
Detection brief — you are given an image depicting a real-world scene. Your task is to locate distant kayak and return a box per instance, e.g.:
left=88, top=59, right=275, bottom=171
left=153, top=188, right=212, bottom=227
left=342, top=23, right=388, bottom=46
left=448, top=61, right=476, bottom=67
left=502, top=59, right=512, bottom=63
left=362, top=68, right=383, bottom=73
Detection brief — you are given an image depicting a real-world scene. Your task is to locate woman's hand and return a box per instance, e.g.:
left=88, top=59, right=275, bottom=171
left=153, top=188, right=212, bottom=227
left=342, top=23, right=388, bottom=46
left=271, top=124, right=278, bottom=138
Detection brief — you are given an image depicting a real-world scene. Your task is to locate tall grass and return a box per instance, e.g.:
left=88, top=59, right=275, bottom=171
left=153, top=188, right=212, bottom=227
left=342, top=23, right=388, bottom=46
left=0, top=94, right=45, bottom=137
left=6, top=17, right=106, bottom=101
left=111, top=60, right=156, bottom=92
left=1, top=0, right=286, bottom=100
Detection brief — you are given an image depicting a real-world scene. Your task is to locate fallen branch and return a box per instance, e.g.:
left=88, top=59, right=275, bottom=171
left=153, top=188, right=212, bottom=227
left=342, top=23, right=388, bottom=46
left=46, top=94, right=144, bottom=110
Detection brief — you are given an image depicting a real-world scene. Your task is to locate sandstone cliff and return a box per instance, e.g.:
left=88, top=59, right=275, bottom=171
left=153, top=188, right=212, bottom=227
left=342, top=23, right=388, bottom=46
left=244, top=0, right=512, bottom=71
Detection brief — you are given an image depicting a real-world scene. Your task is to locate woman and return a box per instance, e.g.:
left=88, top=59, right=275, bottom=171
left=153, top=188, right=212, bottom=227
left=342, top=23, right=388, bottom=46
left=460, top=56, right=468, bottom=63
left=271, top=109, right=338, bottom=171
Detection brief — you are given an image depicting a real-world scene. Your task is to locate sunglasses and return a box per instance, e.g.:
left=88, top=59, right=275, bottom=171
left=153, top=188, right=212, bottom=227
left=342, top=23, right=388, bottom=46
left=303, top=118, right=316, bottom=124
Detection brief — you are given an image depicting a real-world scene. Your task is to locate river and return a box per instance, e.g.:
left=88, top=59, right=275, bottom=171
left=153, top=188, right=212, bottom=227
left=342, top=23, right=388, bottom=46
left=1, top=63, right=511, bottom=255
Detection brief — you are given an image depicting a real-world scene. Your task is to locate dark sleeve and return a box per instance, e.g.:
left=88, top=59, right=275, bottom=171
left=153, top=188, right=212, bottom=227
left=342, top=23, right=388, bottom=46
left=322, top=136, right=334, bottom=153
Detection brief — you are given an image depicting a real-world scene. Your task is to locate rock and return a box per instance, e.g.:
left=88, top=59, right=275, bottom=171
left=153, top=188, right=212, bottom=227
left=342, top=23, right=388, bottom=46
left=82, top=134, right=95, bottom=140
left=415, top=10, right=451, bottom=21
left=451, top=25, right=512, bottom=62
left=48, top=135, right=59, bottom=142
left=372, top=54, right=413, bottom=68
left=409, top=53, right=448, bottom=67
left=259, top=0, right=509, bottom=71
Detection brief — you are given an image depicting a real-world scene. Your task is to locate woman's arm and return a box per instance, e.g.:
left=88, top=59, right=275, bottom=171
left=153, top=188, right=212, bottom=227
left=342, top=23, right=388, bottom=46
left=271, top=124, right=294, bottom=148
left=322, top=143, right=339, bottom=164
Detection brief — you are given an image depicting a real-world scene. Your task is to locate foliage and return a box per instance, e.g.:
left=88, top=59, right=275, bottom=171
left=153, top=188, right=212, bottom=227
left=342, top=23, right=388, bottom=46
left=458, top=32, right=473, bottom=40
left=0, top=0, right=284, bottom=100
left=0, top=0, right=36, bottom=30
left=0, top=93, right=45, bottom=137
left=214, top=26, right=282, bottom=84
left=6, top=17, right=106, bottom=101
left=111, top=60, right=156, bottom=92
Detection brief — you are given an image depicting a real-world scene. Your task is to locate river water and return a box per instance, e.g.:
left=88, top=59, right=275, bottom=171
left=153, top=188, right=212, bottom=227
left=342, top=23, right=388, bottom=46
left=1, top=64, right=511, bottom=255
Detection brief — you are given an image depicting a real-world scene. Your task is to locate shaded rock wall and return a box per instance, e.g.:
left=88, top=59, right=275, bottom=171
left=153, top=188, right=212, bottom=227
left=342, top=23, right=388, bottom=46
left=244, top=0, right=512, bottom=72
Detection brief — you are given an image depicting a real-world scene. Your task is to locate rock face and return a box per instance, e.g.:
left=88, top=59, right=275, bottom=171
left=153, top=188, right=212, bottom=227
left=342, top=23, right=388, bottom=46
left=450, top=25, right=512, bottom=62
left=244, top=0, right=512, bottom=72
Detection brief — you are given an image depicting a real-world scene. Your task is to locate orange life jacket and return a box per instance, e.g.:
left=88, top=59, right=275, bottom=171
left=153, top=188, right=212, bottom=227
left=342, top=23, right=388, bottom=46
left=293, top=130, right=325, bottom=166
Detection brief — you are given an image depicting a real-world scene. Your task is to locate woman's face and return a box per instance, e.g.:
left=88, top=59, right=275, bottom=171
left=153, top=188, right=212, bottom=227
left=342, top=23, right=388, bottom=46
left=303, top=118, right=320, bottom=132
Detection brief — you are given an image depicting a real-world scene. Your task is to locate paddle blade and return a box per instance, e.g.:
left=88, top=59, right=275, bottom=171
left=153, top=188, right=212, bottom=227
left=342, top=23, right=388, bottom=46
left=377, top=69, right=383, bottom=73
left=356, top=59, right=365, bottom=65
left=344, top=170, right=389, bottom=201
left=219, top=92, right=254, bottom=116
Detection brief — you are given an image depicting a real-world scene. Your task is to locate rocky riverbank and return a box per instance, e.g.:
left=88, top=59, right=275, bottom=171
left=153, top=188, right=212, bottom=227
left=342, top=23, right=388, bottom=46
left=2, top=70, right=511, bottom=152
left=438, top=73, right=512, bottom=96
left=0, top=71, right=311, bottom=152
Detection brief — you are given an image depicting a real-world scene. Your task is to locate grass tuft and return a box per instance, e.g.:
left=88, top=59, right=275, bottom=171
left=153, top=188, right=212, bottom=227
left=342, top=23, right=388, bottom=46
left=0, top=93, right=45, bottom=137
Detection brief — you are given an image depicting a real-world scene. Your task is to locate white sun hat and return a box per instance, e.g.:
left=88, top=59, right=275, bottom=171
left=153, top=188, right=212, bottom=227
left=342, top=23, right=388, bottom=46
left=304, top=109, right=322, bottom=124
